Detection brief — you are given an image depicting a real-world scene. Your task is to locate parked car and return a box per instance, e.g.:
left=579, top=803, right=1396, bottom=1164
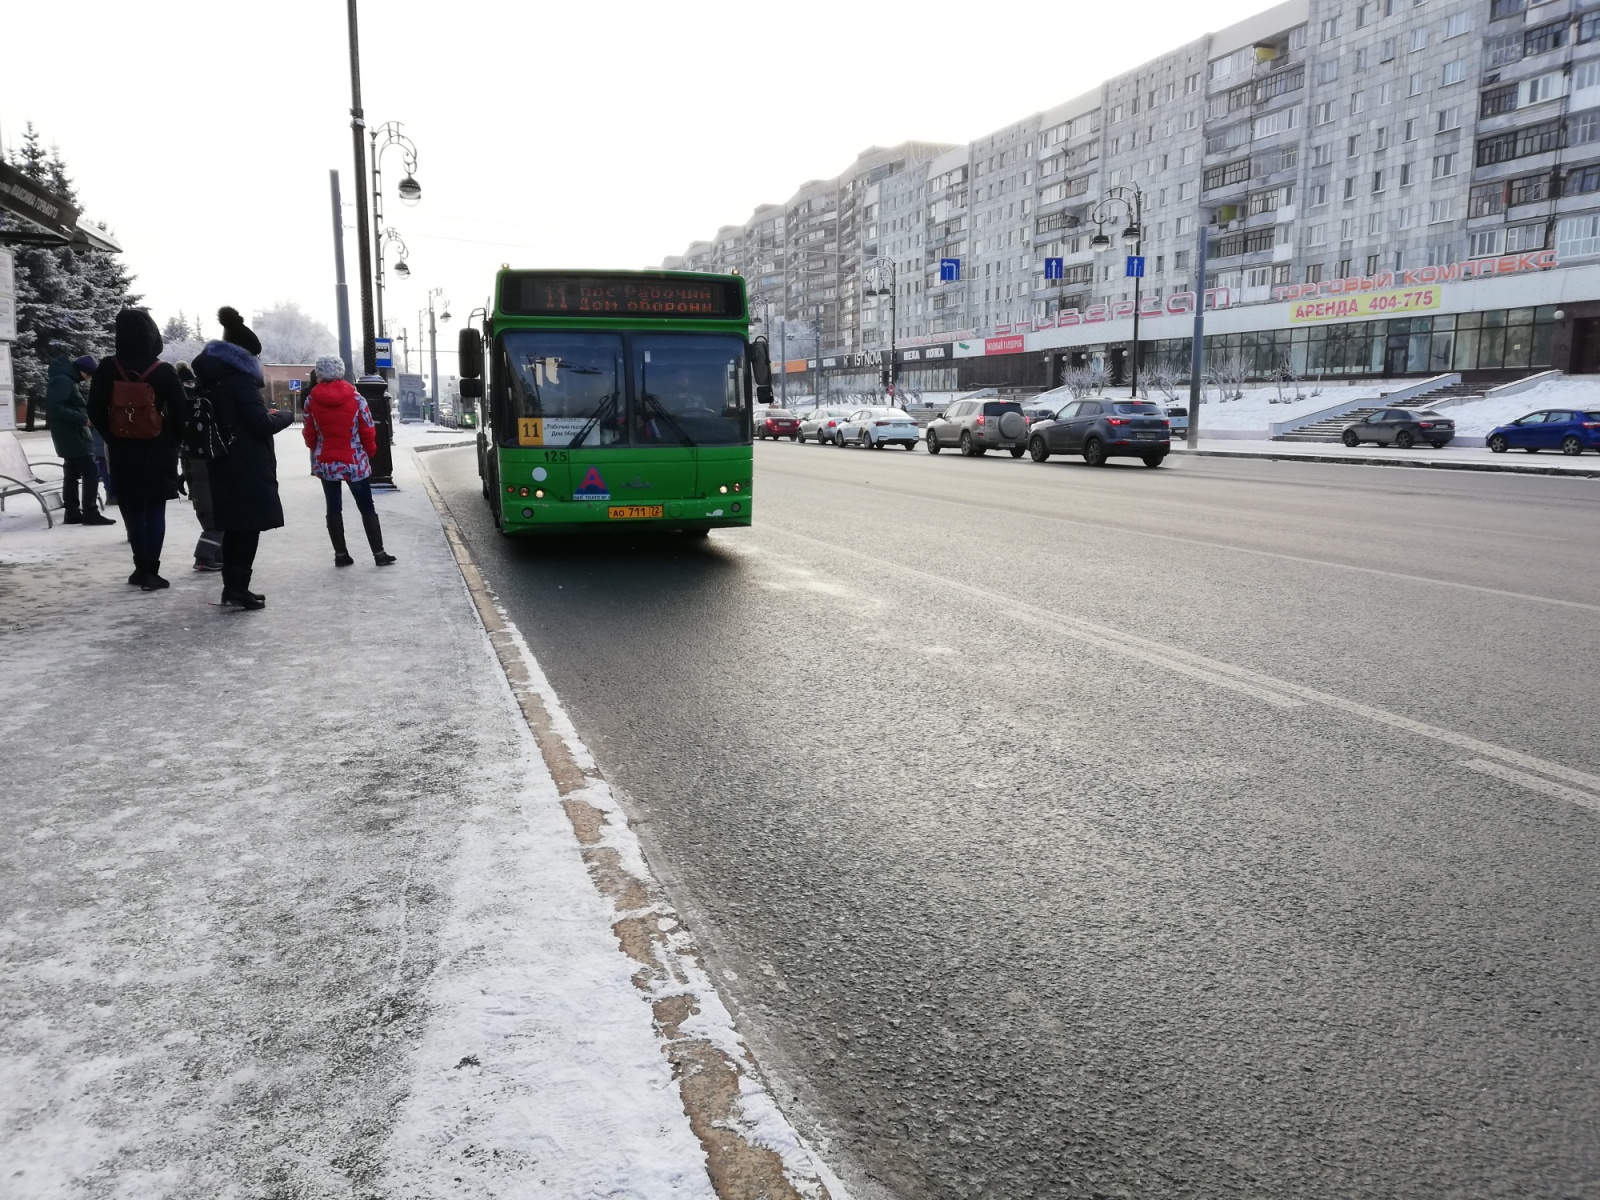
left=754, top=406, right=801, bottom=440
left=799, top=406, right=855, bottom=444
left=1341, top=408, right=1455, bottom=448
left=925, top=398, right=1029, bottom=456
left=1163, top=405, right=1190, bottom=436
left=1026, top=398, right=1170, bottom=467
left=835, top=407, right=920, bottom=449
left=1486, top=408, right=1600, bottom=455
left=1022, top=404, right=1059, bottom=427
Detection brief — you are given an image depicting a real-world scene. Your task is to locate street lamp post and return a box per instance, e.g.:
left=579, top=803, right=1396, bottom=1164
left=865, top=257, right=898, bottom=403
left=1187, top=211, right=1210, bottom=446
left=369, top=121, right=420, bottom=344
left=427, top=288, right=450, bottom=423
left=792, top=249, right=899, bottom=405
left=376, top=227, right=409, bottom=336
left=343, top=0, right=376, bottom=375
left=1089, top=184, right=1145, bottom=398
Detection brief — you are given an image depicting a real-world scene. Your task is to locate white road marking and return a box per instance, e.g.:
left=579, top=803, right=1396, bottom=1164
left=761, top=523, right=1600, bottom=812
left=761, top=464, right=1600, bottom=615
left=1462, top=758, right=1600, bottom=813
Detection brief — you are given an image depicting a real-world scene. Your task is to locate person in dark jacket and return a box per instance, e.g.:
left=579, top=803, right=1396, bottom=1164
left=174, top=361, right=223, bottom=571
left=302, top=354, right=396, bottom=567
left=192, top=307, right=291, bottom=610
left=46, top=354, right=114, bottom=525
left=87, top=310, right=191, bottom=588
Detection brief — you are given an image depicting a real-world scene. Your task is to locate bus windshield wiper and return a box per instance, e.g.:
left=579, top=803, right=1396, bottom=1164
left=639, top=390, right=696, bottom=446
left=568, top=391, right=619, bottom=448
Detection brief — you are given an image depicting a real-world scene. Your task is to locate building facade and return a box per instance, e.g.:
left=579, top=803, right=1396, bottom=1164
left=663, top=0, right=1600, bottom=395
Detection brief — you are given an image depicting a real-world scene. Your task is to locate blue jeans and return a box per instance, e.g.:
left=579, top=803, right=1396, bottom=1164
left=321, top=476, right=376, bottom=518
left=121, top=500, right=166, bottom=561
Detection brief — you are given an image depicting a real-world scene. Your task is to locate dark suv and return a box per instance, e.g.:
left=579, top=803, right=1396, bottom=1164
left=1027, top=398, right=1171, bottom=467
left=925, top=399, right=1030, bottom=456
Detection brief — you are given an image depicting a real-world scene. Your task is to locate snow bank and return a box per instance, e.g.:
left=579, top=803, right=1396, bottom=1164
left=1194, top=383, right=1389, bottom=430
left=1443, top=378, right=1600, bottom=436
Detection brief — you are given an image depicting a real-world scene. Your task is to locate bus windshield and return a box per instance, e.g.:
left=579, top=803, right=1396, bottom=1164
left=635, top=334, right=746, bottom=446
left=505, top=332, right=627, bottom=446
left=502, top=330, right=747, bottom=447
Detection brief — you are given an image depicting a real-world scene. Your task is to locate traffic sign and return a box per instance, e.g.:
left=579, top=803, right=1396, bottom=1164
left=374, top=337, right=393, bottom=370
left=289, top=379, right=302, bottom=391
left=1044, top=257, right=1064, bottom=280
left=1125, top=255, right=1145, bottom=278
left=939, top=258, right=961, bottom=282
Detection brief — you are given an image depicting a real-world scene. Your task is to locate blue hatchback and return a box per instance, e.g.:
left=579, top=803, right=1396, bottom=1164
left=1486, top=408, right=1600, bottom=456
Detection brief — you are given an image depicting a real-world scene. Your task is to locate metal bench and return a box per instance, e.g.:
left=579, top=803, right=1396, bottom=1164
left=0, top=430, right=66, bottom=527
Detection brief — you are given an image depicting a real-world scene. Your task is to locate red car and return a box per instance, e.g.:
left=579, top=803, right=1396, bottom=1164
left=755, top=406, right=801, bottom=440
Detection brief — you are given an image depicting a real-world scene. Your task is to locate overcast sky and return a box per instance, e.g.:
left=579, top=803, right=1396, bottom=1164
left=4, top=0, right=1269, bottom=360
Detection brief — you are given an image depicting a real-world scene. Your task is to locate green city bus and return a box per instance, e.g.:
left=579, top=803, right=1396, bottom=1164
left=457, top=269, right=772, bottom=536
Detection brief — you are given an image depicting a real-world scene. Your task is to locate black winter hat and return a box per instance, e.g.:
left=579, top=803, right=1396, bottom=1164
left=218, top=306, right=262, bottom=356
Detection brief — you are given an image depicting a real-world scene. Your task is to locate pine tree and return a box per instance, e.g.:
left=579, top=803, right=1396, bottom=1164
left=0, top=124, right=140, bottom=408
left=162, top=313, right=191, bottom=342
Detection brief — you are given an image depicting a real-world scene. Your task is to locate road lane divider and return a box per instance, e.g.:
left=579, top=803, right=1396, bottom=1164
left=414, top=454, right=849, bottom=1200
left=1462, top=759, right=1600, bottom=813
left=761, top=522, right=1600, bottom=814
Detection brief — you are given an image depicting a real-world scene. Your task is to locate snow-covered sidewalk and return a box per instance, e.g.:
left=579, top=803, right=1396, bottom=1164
left=0, top=436, right=839, bottom=1197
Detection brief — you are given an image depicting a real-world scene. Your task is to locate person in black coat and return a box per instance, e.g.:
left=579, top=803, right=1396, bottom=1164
left=192, top=308, right=292, bottom=610
left=86, top=309, right=192, bottom=590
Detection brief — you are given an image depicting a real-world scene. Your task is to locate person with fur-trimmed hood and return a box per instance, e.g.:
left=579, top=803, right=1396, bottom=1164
left=86, top=310, right=192, bottom=588
left=302, top=355, right=396, bottom=567
left=192, top=307, right=292, bottom=610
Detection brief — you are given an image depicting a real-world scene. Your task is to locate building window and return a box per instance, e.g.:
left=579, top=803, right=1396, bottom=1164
left=1432, top=153, right=1457, bottom=178
left=1202, top=158, right=1252, bottom=189
left=1378, top=82, right=1394, bottom=105
left=1272, top=263, right=1292, bottom=284
left=1445, top=12, right=1472, bottom=38
left=1437, top=106, right=1462, bottom=132
left=1366, top=254, right=1381, bottom=274
left=1490, top=0, right=1528, bottom=19
left=1380, top=37, right=1397, bottom=63
left=1405, top=118, right=1419, bottom=140
left=1409, top=73, right=1425, bottom=96
left=1400, top=161, right=1413, bottom=185
left=1486, top=32, right=1524, bottom=68
left=1469, top=180, right=1507, bottom=216
left=1316, top=101, right=1337, bottom=125
left=1344, top=176, right=1357, bottom=199
left=1341, top=217, right=1356, bottom=239
left=1409, top=28, right=1428, bottom=52
left=1469, top=229, right=1503, bottom=257
left=1508, top=172, right=1550, bottom=204
left=1557, top=214, right=1600, bottom=257
left=1348, top=134, right=1361, bottom=157
left=1582, top=11, right=1600, bottom=44
left=1567, top=163, right=1600, bottom=195
left=1306, top=263, right=1324, bottom=282
left=1368, top=212, right=1384, bottom=234
left=1311, top=142, right=1333, bottom=165
left=1352, top=90, right=1366, bottom=114
left=1522, top=73, right=1564, bottom=106
left=1356, top=3, right=1371, bottom=27
left=1373, top=170, right=1386, bottom=193
left=1355, top=47, right=1370, bottom=71
left=1321, top=15, right=1341, bottom=40
left=1428, top=198, right=1456, bottom=222
left=1309, top=182, right=1330, bottom=206
left=1309, top=223, right=1329, bottom=246
left=1476, top=118, right=1564, bottom=165
left=1524, top=20, right=1569, bottom=57
left=1441, top=61, right=1467, bottom=86
left=1318, top=59, right=1340, bottom=83
left=1376, top=126, right=1390, bottom=150
left=1337, top=258, right=1353, bottom=277
left=1478, top=84, right=1516, bottom=118
left=1507, top=222, right=1547, bottom=250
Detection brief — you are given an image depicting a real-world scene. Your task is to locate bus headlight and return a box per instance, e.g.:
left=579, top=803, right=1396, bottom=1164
left=719, top=485, right=728, bottom=494
left=534, top=489, right=545, bottom=499
left=519, top=486, right=530, bottom=497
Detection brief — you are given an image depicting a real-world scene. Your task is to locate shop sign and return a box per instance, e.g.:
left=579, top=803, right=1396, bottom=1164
left=1274, top=250, right=1557, bottom=302
left=1289, top=287, right=1443, bottom=324
left=1056, top=288, right=1233, bottom=327
left=897, top=343, right=951, bottom=363
left=985, top=334, right=1026, bottom=355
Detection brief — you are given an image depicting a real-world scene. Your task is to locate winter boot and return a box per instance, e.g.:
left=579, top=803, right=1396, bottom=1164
left=220, top=565, right=265, bottom=610
left=139, top=558, right=170, bottom=591
left=83, top=510, right=116, bottom=527
left=327, top=514, right=354, bottom=567
left=361, top=511, right=397, bottom=566
left=127, top=557, right=144, bottom=586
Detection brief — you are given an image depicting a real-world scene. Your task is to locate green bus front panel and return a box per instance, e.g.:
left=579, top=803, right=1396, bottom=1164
left=496, top=445, right=751, bottom=534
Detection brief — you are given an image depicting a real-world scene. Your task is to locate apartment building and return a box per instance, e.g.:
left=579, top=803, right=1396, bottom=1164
left=664, top=0, right=1600, bottom=394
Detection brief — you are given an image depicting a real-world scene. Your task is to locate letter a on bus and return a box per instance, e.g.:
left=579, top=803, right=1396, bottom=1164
left=574, top=465, right=610, bottom=500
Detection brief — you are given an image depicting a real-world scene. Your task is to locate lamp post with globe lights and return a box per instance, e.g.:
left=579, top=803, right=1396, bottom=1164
left=377, top=228, right=409, bottom=338
left=1088, top=183, right=1145, bottom=398
left=369, top=122, right=420, bottom=344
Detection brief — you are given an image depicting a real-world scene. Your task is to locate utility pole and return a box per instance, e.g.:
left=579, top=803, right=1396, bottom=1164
left=328, top=170, right=354, bottom=381
left=1187, top=211, right=1209, bottom=446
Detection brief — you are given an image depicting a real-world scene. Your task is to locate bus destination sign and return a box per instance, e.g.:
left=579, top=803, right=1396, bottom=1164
left=507, top=273, right=744, bottom=319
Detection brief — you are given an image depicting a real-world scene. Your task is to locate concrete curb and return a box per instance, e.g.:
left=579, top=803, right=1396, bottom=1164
left=1174, top=446, right=1600, bottom=479
left=411, top=451, right=840, bottom=1200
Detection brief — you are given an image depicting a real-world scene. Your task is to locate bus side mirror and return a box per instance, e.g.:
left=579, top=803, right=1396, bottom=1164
left=750, top=336, right=773, bottom=387
left=460, top=378, right=483, bottom=399
left=458, top=328, right=484, bottom=380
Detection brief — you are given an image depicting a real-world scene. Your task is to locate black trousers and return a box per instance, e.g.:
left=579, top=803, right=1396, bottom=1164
left=221, top=530, right=260, bottom=579
left=62, top=454, right=98, bottom=516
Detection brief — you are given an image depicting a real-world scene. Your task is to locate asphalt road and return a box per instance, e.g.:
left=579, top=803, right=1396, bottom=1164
left=424, top=440, right=1600, bottom=1200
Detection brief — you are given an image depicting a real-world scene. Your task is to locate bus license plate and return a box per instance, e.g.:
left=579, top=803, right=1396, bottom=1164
left=608, top=505, right=663, bottom=520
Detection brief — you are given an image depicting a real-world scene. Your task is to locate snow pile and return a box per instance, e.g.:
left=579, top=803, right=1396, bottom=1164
left=1443, top=378, right=1600, bottom=436
left=1192, top=383, right=1388, bottom=430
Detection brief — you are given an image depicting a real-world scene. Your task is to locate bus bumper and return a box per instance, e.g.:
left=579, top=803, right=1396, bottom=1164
left=499, top=496, right=751, bottom=535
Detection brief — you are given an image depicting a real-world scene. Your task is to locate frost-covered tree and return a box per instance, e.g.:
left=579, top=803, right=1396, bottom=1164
left=162, top=313, right=191, bottom=342
left=0, top=124, right=140, bottom=406
left=253, top=300, right=336, bottom=364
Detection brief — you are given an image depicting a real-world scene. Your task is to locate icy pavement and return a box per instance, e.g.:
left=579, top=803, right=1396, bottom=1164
left=0, top=437, right=833, bottom=1197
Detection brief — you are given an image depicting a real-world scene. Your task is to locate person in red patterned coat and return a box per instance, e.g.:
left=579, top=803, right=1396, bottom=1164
left=302, top=356, right=396, bottom=567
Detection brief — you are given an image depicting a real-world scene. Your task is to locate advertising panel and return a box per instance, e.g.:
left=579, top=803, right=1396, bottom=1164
left=1288, top=287, right=1443, bottom=324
